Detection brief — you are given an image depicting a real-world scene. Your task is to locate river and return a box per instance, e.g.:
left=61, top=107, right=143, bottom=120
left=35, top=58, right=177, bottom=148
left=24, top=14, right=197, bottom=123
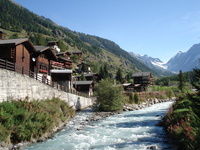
left=23, top=102, right=176, bottom=150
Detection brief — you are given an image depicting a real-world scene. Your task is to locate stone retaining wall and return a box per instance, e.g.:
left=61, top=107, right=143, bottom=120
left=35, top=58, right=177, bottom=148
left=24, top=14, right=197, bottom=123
left=0, top=69, right=93, bottom=110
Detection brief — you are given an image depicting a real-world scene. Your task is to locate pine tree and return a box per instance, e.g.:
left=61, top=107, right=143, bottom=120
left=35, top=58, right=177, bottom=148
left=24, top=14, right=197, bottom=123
left=178, top=70, right=186, bottom=92
left=81, top=63, right=87, bottom=72
left=192, top=68, right=200, bottom=95
left=104, top=63, right=109, bottom=79
left=116, top=68, right=123, bottom=83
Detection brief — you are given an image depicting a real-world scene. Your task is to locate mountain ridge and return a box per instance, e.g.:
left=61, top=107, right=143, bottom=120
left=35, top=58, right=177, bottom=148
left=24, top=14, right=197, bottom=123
left=129, top=42, right=200, bottom=74
left=0, top=0, right=159, bottom=77
left=166, top=43, right=200, bottom=73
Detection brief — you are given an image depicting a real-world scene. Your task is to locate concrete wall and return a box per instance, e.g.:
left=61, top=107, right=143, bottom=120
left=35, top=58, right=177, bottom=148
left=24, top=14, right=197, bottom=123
left=0, top=69, right=93, bottom=110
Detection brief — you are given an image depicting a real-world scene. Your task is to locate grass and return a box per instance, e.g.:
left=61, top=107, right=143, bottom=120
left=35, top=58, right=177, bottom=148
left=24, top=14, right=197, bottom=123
left=0, top=97, right=75, bottom=144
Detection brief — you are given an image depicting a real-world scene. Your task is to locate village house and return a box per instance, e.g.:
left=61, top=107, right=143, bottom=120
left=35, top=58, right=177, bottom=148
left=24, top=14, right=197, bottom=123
left=33, top=46, right=57, bottom=83
left=69, top=50, right=83, bottom=60
left=123, top=83, right=135, bottom=92
left=73, top=81, right=94, bottom=96
left=0, top=38, right=35, bottom=76
left=47, top=41, right=60, bottom=53
left=76, top=73, right=101, bottom=82
left=132, top=72, right=154, bottom=92
left=56, top=51, right=71, bottom=60
left=76, top=62, right=92, bottom=74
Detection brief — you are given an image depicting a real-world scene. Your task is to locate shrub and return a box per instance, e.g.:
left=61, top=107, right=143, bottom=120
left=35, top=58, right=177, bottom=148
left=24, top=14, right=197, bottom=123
left=129, top=93, right=134, bottom=104
left=163, top=94, right=200, bottom=150
left=134, top=92, right=139, bottom=104
left=0, top=98, right=75, bottom=143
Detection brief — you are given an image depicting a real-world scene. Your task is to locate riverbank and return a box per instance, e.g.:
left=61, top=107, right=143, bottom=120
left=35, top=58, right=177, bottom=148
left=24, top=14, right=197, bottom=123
left=0, top=97, right=175, bottom=150
left=79, top=97, right=176, bottom=124
left=123, top=97, right=176, bottom=111
left=0, top=98, right=75, bottom=150
left=23, top=101, right=175, bottom=150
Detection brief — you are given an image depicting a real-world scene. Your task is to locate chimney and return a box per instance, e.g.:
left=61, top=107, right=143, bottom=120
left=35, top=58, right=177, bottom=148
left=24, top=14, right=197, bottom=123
left=0, top=30, right=7, bottom=40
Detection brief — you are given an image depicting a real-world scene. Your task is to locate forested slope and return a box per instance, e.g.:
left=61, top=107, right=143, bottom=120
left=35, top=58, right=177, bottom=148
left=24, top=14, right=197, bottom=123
left=0, top=0, right=158, bottom=76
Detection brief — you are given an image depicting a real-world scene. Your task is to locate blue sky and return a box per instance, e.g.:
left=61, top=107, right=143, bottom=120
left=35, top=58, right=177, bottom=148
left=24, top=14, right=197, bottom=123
left=14, top=0, right=200, bottom=62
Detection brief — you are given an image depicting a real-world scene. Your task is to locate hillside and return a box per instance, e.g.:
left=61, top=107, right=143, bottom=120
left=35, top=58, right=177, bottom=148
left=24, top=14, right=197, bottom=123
left=0, top=0, right=158, bottom=77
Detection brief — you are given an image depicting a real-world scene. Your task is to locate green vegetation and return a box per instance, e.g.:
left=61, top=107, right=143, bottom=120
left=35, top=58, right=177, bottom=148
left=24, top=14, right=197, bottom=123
left=116, top=68, right=123, bottom=83
left=0, top=98, right=75, bottom=144
left=99, top=63, right=109, bottom=79
left=0, top=0, right=159, bottom=76
left=155, top=70, right=196, bottom=86
left=178, top=70, right=186, bottom=92
left=94, top=79, right=124, bottom=112
left=162, top=68, right=200, bottom=150
left=133, top=92, right=139, bottom=104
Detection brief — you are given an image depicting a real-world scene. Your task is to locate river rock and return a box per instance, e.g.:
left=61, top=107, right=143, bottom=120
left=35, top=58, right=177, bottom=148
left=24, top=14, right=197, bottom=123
left=147, top=145, right=158, bottom=150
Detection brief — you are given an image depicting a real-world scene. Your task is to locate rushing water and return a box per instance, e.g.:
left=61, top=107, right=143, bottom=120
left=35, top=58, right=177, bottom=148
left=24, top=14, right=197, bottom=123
left=24, top=102, right=176, bottom=150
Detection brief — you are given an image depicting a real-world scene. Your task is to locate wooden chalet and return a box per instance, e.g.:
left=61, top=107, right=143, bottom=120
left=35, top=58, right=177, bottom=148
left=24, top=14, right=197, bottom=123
left=132, top=72, right=154, bottom=92
left=76, top=73, right=101, bottom=82
left=77, top=62, right=91, bottom=73
left=70, top=50, right=82, bottom=60
left=123, top=83, right=135, bottom=92
left=33, top=46, right=57, bottom=83
left=57, top=57, right=72, bottom=69
left=50, top=69, right=73, bottom=90
left=55, top=51, right=72, bottom=69
left=56, top=51, right=72, bottom=60
left=73, top=81, right=94, bottom=96
left=47, top=41, right=60, bottom=53
left=0, top=38, right=35, bottom=76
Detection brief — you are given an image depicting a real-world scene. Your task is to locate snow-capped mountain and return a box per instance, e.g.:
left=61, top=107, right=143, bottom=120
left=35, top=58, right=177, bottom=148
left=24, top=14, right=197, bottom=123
left=166, top=43, right=200, bottom=73
left=129, top=52, right=173, bottom=76
left=129, top=43, right=200, bottom=76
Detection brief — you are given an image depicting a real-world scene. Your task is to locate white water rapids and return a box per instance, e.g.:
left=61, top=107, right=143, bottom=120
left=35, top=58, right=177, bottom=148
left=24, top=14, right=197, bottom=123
left=24, top=102, right=176, bottom=150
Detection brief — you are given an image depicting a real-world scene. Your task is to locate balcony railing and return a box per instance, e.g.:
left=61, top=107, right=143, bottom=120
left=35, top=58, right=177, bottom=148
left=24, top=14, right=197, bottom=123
left=0, top=58, right=89, bottom=98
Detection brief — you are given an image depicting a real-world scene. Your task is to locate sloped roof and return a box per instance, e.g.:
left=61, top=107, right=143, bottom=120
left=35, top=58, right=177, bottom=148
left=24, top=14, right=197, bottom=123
left=73, top=81, right=93, bottom=85
left=58, top=57, right=72, bottom=62
left=56, top=51, right=72, bottom=56
left=34, top=46, right=57, bottom=61
left=0, top=38, right=35, bottom=53
left=132, top=72, right=151, bottom=77
left=122, top=83, right=132, bottom=86
left=35, top=46, right=50, bottom=52
left=0, top=30, right=7, bottom=34
left=69, top=50, right=82, bottom=54
left=76, top=73, right=96, bottom=77
left=0, top=38, right=29, bottom=45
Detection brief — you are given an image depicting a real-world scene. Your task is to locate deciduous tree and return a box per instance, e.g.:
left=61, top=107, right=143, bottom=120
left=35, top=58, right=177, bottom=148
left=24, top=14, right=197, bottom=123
left=94, top=79, right=123, bottom=111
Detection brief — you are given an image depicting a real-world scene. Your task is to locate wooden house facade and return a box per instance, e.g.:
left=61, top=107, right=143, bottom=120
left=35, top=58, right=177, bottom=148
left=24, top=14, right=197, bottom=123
left=0, top=38, right=35, bottom=76
left=47, top=41, right=60, bottom=53
left=132, top=72, right=154, bottom=92
left=76, top=62, right=91, bottom=74
left=73, top=81, right=94, bottom=96
left=76, top=73, right=101, bottom=82
left=33, top=46, right=57, bottom=83
left=70, top=51, right=83, bottom=60
left=56, top=51, right=71, bottom=60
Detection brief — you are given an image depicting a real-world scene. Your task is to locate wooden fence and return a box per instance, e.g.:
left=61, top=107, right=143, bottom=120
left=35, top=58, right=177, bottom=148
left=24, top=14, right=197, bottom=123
left=0, top=58, right=89, bottom=98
